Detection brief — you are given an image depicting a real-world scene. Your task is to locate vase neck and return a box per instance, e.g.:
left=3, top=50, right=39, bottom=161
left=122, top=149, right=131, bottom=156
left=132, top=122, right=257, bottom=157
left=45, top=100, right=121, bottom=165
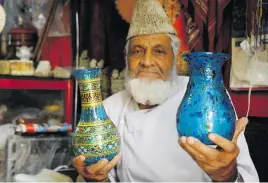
left=189, top=65, right=224, bottom=85
left=185, top=53, right=228, bottom=85
left=78, top=78, right=103, bottom=109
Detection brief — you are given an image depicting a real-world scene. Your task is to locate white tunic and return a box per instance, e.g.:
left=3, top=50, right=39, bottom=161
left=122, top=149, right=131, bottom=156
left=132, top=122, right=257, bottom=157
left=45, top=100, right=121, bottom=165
left=103, top=76, right=259, bottom=182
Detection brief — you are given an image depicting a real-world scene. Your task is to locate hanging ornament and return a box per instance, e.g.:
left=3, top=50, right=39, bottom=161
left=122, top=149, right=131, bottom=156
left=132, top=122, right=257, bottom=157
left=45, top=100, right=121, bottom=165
left=115, top=0, right=181, bottom=24
left=115, top=0, right=136, bottom=23
left=162, top=0, right=181, bottom=24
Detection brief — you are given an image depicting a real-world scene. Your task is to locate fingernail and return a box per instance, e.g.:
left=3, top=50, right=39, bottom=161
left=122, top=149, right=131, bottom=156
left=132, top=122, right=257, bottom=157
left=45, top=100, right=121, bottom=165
left=180, top=136, right=186, bottom=143
left=187, top=137, right=195, bottom=145
left=79, top=156, right=85, bottom=161
left=101, top=158, right=108, bottom=163
left=209, top=133, right=215, bottom=140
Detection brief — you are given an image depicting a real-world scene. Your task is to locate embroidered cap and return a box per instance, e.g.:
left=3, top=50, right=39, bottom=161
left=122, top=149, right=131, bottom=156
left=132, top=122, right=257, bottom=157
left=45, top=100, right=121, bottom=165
left=126, top=0, right=177, bottom=40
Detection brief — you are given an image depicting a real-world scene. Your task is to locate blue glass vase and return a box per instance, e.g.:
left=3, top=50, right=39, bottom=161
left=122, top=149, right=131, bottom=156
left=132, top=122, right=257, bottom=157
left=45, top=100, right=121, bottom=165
left=72, top=68, right=120, bottom=165
left=176, top=52, right=236, bottom=145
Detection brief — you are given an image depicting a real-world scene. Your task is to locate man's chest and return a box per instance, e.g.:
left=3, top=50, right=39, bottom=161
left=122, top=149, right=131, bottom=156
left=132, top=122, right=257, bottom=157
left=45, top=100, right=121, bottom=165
left=116, top=109, right=207, bottom=182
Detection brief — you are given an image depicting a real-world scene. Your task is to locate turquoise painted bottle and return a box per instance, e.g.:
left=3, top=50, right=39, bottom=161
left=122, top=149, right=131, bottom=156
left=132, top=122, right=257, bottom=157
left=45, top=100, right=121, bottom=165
left=176, top=52, right=236, bottom=145
left=72, top=68, right=120, bottom=164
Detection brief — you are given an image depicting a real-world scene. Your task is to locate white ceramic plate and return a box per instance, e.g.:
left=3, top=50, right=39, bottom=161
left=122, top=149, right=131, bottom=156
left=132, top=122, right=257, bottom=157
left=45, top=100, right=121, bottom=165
left=0, top=5, right=6, bottom=33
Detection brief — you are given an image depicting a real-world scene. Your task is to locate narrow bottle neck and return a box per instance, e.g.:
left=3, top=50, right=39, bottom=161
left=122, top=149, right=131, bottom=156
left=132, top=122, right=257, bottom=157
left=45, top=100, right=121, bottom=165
left=78, top=78, right=103, bottom=109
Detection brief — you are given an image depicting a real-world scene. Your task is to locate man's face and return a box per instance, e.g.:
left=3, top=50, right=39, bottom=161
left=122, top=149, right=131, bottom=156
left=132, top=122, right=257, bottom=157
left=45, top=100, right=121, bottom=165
left=128, top=34, right=174, bottom=81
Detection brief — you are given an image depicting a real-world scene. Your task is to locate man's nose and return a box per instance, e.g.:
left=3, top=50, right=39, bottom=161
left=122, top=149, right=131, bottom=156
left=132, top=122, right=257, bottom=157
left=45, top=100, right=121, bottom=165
left=140, top=50, right=155, bottom=67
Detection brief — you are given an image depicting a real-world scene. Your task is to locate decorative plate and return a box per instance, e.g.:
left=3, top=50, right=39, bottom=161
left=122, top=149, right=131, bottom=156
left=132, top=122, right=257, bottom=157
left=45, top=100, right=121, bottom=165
left=0, top=5, right=6, bottom=33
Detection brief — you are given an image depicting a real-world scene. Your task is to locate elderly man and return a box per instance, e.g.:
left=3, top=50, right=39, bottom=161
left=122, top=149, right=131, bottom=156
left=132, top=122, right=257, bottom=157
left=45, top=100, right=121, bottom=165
left=73, top=0, right=259, bottom=182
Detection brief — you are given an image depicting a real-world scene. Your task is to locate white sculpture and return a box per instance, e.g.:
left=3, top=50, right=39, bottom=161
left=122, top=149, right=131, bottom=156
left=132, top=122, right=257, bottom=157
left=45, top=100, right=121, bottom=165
left=34, top=60, right=52, bottom=77
left=89, top=59, right=97, bottom=68
left=16, top=46, right=33, bottom=60
left=111, top=69, right=119, bottom=79
left=111, top=69, right=125, bottom=94
left=97, top=59, right=104, bottom=69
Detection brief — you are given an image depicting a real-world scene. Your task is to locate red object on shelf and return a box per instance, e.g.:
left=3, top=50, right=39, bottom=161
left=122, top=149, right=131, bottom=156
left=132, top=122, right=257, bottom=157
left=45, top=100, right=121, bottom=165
left=229, top=90, right=268, bottom=118
left=41, top=36, right=72, bottom=68
left=0, top=78, right=73, bottom=124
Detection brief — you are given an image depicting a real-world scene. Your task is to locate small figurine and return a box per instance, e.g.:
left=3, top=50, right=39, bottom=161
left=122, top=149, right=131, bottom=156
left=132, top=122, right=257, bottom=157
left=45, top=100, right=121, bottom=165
left=34, top=60, right=52, bottom=77
left=97, top=59, right=104, bottom=69
left=16, top=46, right=33, bottom=60
left=89, top=59, right=97, bottom=68
left=79, top=50, right=90, bottom=68
left=119, top=68, right=126, bottom=79
left=112, top=69, right=119, bottom=79
left=240, top=39, right=253, bottom=56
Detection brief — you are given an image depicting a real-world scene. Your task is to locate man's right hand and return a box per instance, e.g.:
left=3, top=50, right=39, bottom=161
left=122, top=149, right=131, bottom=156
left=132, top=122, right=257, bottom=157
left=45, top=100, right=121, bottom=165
left=73, top=154, right=121, bottom=181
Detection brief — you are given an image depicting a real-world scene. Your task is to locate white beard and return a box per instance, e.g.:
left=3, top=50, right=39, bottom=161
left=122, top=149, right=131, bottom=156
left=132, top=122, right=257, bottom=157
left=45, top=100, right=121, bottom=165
left=124, top=72, right=181, bottom=105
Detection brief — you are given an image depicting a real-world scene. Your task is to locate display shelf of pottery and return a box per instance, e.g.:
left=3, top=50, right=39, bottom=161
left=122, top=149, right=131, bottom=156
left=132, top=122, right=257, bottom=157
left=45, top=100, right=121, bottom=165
left=72, top=68, right=120, bottom=165
left=0, top=44, right=71, bottom=79
left=111, top=68, right=126, bottom=94
left=176, top=52, right=236, bottom=145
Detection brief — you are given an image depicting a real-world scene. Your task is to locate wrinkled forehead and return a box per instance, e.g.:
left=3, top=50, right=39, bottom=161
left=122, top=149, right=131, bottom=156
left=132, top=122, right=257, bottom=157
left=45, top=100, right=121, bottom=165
left=129, top=34, right=172, bottom=48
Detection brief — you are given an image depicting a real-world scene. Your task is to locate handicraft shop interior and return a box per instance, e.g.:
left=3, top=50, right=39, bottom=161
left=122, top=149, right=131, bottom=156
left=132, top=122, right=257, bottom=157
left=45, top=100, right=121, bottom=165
left=0, top=0, right=267, bottom=182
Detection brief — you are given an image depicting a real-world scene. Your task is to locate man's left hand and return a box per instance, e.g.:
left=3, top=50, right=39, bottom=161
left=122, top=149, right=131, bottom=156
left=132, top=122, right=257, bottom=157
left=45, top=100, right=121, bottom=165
left=178, top=117, right=248, bottom=182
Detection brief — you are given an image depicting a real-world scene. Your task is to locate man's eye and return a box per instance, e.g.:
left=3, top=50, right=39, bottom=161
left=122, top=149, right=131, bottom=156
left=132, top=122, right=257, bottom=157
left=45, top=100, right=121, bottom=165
left=155, top=49, right=166, bottom=54
left=132, top=49, right=144, bottom=55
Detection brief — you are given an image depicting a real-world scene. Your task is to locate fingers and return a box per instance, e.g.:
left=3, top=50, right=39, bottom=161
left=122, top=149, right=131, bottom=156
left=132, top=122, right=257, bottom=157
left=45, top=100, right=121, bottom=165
left=73, top=155, right=85, bottom=168
left=179, top=136, right=207, bottom=161
left=72, top=153, right=121, bottom=181
left=209, top=133, right=237, bottom=153
left=73, top=156, right=109, bottom=179
left=99, top=153, right=122, bottom=174
left=186, top=137, right=218, bottom=158
left=232, top=117, right=248, bottom=143
left=73, top=156, right=87, bottom=175
left=86, top=158, right=109, bottom=175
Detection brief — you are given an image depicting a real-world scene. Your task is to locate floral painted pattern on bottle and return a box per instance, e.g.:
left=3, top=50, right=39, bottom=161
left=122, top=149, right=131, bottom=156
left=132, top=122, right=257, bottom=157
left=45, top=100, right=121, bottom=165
left=72, top=68, right=120, bottom=165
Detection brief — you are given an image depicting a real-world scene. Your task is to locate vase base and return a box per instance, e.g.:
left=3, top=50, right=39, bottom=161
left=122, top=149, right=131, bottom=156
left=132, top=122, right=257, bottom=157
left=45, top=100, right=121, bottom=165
left=83, top=152, right=119, bottom=165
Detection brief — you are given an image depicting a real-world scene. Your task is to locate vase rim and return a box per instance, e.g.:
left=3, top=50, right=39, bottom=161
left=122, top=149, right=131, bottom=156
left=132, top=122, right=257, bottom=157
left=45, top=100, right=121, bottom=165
left=182, top=52, right=230, bottom=60
left=73, top=68, right=101, bottom=73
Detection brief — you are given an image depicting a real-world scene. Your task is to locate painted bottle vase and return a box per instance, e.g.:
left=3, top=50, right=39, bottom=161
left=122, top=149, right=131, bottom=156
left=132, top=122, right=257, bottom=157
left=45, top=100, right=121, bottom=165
left=176, top=52, right=236, bottom=145
left=72, top=68, right=120, bottom=165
